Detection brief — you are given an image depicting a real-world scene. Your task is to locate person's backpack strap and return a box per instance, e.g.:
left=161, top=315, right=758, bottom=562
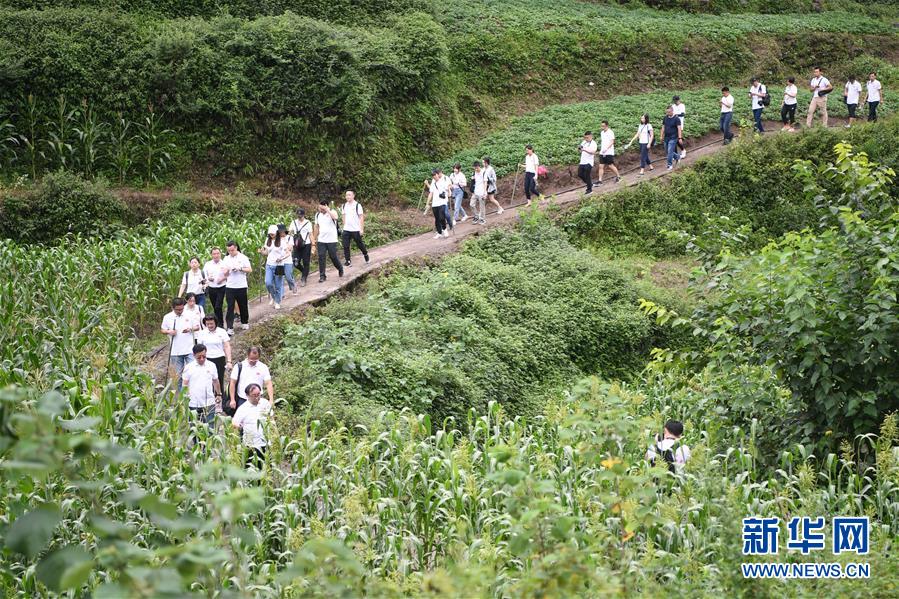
left=661, top=440, right=680, bottom=474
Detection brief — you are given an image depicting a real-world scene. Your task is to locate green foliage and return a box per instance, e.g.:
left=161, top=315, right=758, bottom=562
left=274, top=215, right=679, bottom=430
left=0, top=170, right=126, bottom=241
left=652, top=144, right=899, bottom=444
left=566, top=117, right=899, bottom=256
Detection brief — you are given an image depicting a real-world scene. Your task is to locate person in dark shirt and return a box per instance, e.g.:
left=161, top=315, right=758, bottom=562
left=661, top=105, right=683, bottom=170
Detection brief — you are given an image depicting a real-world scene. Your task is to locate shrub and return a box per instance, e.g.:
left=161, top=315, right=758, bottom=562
left=0, top=171, right=125, bottom=242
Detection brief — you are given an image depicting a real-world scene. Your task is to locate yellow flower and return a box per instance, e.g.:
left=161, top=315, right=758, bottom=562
left=622, top=531, right=635, bottom=542
left=601, top=457, right=622, bottom=469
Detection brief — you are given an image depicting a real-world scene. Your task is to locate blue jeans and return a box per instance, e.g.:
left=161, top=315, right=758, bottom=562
left=665, top=139, right=679, bottom=167
left=752, top=108, right=764, bottom=132
left=194, top=293, right=206, bottom=309
left=444, top=204, right=453, bottom=228
left=720, top=112, right=733, bottom=140
left=452, top=188, right=467, bottom=221
left=283, top=262, right=296, bottom=291
left=265, top=264, right=284, bottom=304
left=170, top=353, right=193, bottom=393
left=639, top=143, right=650, bottom=168
left=190, top=405, right=216, bottom=430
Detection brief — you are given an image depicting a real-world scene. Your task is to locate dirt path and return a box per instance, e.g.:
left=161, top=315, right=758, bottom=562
left=145, top=120, right=847, bottom=376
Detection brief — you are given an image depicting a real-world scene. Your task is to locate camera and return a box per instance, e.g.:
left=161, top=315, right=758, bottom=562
left=439, top=192, right=446, bottom=199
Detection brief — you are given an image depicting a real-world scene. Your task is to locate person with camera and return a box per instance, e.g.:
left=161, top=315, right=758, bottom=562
left=204, top=248, right=228, bottom=329
left=222, top=241, right=252, bottom=336
left=313, top=199, right=344, bottom=283
left=576, top=131, right=596, bottom=195
left=195, top=314, right=231, bottom=413
left=749, top=77, right=768, bottom=133
left=807, top=66, right=833, bottom=128
left=178, top=257, right=207, bottom=309
left=184, top=292, right=205, bottom=325
left=228, top=346, right=273, bottom=416
left=341, top=190, right=370, bottom=267
left=289, top=208, right=313, bottom=288
left=260, top=224, right=289, bottom=310
left=425, top=168, right=450, bottom=239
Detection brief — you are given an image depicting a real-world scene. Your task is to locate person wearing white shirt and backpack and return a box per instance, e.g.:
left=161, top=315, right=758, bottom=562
left=289, top=208, right=313, bottom=287
left=425, top=168, right=451, bottom=238
left=843, top=75, right=862, bottom=128
left=645, top=420, right=691, bottom=473
left=748, top=77, right=768, bottom=133
left=807, top=66, right=833, bottom=128
left=340, top=190, right=369, bottom=267
left=178, top=257, right=207, bottom=309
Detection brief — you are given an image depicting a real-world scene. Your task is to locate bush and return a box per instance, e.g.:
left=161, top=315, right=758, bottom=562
left=0, top=171, right=125, bottom=242
left=274, top=215, right=682, bottom=430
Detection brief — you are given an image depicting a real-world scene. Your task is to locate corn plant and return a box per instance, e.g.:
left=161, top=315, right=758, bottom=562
left=74, top=99, right=106, bottom=179
left=43, top=95, right=76, bottom=171
left=16, top=94, right=43, bottom=181
left=134, top=106, right=176, bottom=184
left=107, top=111, right=134, bottom=185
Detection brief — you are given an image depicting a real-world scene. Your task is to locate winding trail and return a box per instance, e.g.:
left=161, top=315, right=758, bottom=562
left=145, top=120, right=848, bottom=373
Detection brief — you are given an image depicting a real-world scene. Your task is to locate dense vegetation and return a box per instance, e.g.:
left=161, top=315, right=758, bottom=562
left=1, top=0, right=896, bottom=191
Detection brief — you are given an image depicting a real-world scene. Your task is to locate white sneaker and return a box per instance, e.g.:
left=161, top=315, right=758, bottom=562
left=460, top=215, right=468, bottom=222
left=274, top=303, right=281, bottom=310
left=497, top=207, right=504, bottom=214
left=433, top=233, right=442, bottom=239
left=844, top=124, right=851, bottom=129
left=226, top=328, right=234, bottom=336
left=452, top=219, right=457, bottom=227
left=667, top=166, right=673, bottom=171
left=241, top=324, right=249, bottom=330
left=442, top=230, right=449, bottom=238
left=680, top=150, right=687, bottom=159
left=268, top=298, right=273, bottom=306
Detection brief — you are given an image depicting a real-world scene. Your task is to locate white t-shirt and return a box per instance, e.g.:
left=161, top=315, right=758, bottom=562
left=230, top=359, right=272, bottom=400
left=811, top=75, right=831, bottom=98
left=342, top=201, right=363, bottom=232
left=524, top=153, right=539, bottom=174
left=315, top=211, right=339, bottom=244
left=866, top=79, right=882, bottom=102
left=161, top=310, right=196, bottom=356
left=182, top=269, right=206, bottom=295
left=196, top=327, right=229, bottom=360
left=750, top=84, right=767, bottom=110
left=672, top=102, right=685, bottom=126
left=429, top=176, right=449, bottom=207
left=204, top=259, right=228, bottom=288
left=473, top=170, right=486, bottom=196
left=579, top=139, right=596, bottom=165
left=263, top=239, right=289, bottom=266
left=184, top=304, right=205, bottom=325
left=222, top=253, right=251, bottom=289
left=599, top=130, right=615, bottom=156
left=483, top=165, right=497, bottom=193
left=183, top=360, right=219, bottom=408
left=645, top=437, right=692, bottom=469
left=233, top=398, right=272, bottom=448
left=720, top=95, right=734, bottom=113
left=844, top=81, right=862, bottom=105
left=289, top=219, right=313, bottom=246
left=783, top=84, right=798, bottom=106
left=637, top=124, right=654, bottom=144
left=449, top=171, right=467, bottom=190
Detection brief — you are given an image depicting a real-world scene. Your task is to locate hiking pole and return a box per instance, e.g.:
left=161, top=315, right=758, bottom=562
left=416, top=185, right=427, bottom=212
left=510, top=162, right=522, bottom=206
left=164, top=331, right=174, bottom=390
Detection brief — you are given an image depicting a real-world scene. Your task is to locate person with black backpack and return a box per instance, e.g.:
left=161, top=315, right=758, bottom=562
left=177, top=257, right=207, bottom=309
left=341, top=190, right=370, bottom=267
left=645, top=420, right=691, bottom=473
left=749, top=77, right=769, bottom=133
left=289, top=208, right=313, bottom=287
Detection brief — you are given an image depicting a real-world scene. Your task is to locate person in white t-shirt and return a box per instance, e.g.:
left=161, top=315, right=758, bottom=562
left=843, top=75, right=863, bottom=128
left=182, top=343, right=222, bottom=431
left=520, top=145, right=541, bottom=206
left=259, top=224, right=289, bottom=309
left=470, top=160, right=488, bottom=225
left=645, top=420, right=691, bottom=473
left=204, top=247, right=228, bottom=329
left=482, top=157, right=503, bottom=214
left=748, top=77, right=767, bottom=133
left=228, top=346, right=274, bottom=414
left=718, top=87, right=735, bottom=144
left=289, top=208, right=314, bottom=287
left=626, top=114, right=655, bottom=175
left=597, top=121, right=620, bottom=184
left=449, top=164, right=469, bottom=224
left=341, top=190, right=369, bottom=267
left=672, top=96, right=686, bottom=158
left=576, top=131, right=597, bottom=194
left=160, top=297, right=199, bottom=392
left=222, top=241, right=252, bottom=336
left=863, top=71, right=883, bottom=122
left=177, top=257, right=207, bottom=309
left=232, top=383, right=272, bottom=469
left=312, top=199, right=344, bottom=283
left=425, top=168, right=451, bottom=238
left=183, top=293, right=205, bottom=331
left=781, top=77, right=798, bottom=131
left=196, top=314, right=232, bottom=410
left=807, top=66, right=833, bottom=128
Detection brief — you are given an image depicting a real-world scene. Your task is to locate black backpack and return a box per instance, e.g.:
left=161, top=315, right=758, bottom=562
left=651, top=434, right=680, bottom=474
